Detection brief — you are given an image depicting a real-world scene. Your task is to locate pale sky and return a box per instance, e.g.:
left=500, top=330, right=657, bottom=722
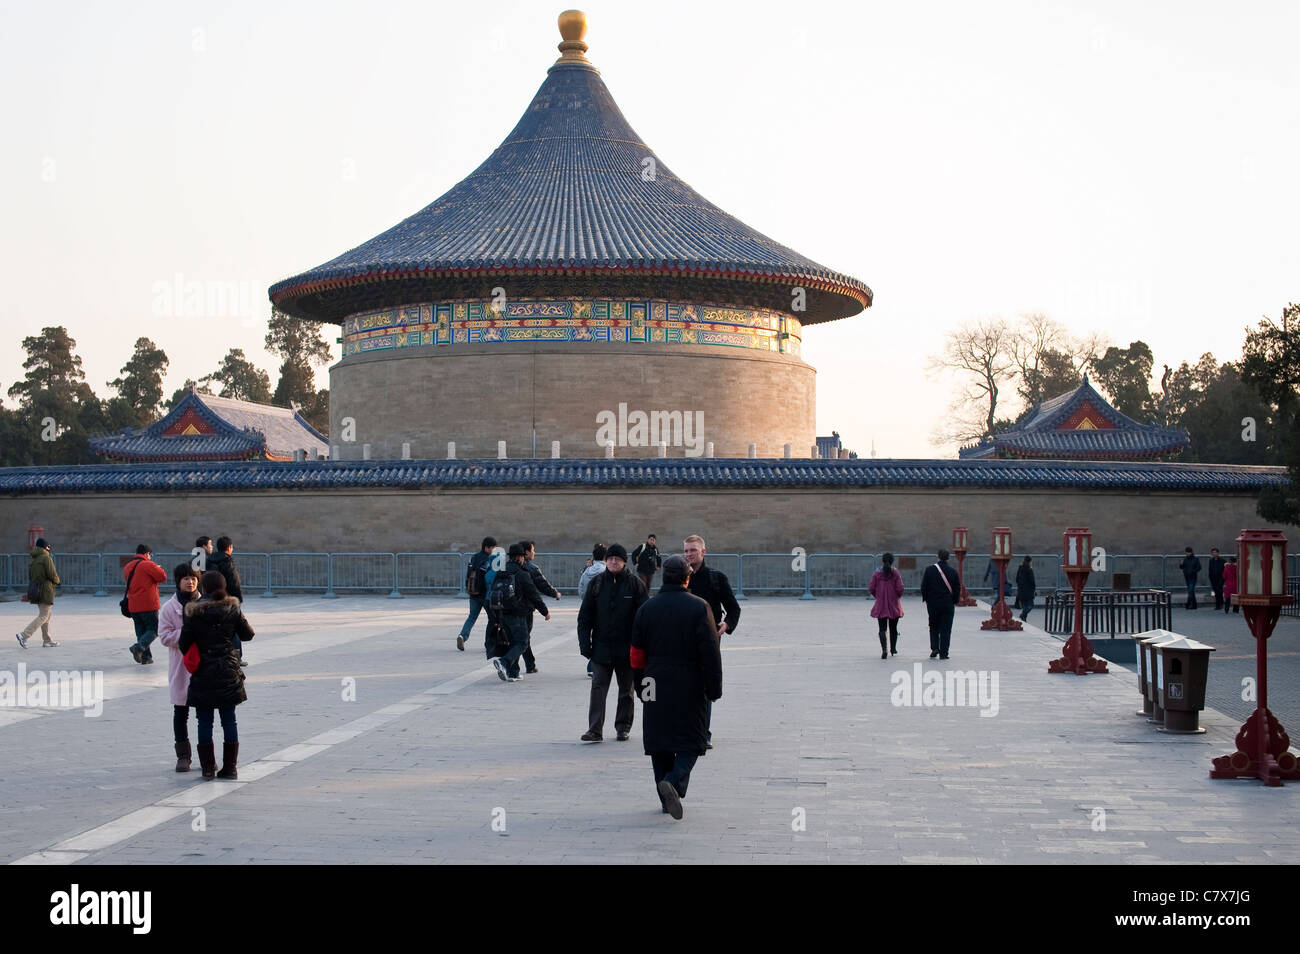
left=2, top=0, right=1296, bottom=458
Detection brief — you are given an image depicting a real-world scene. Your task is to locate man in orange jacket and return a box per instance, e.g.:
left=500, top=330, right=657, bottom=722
left=125, top=544, right=168, bottom=665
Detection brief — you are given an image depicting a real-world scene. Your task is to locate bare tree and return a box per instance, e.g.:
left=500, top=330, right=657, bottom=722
left=1009, top=313, right=1108, bottom=410
left=927, top=317, right=1015, bottom=447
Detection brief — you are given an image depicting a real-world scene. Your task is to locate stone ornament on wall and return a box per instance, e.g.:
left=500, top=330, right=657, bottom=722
left=340, top=297, right=802, bottom=358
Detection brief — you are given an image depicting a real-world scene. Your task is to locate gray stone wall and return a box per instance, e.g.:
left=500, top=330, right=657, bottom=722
left=1, top=485, right=1284, bottom=558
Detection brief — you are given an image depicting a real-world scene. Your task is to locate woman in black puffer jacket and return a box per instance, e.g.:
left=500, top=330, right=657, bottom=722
left=179, top=571, right=255, bottom=779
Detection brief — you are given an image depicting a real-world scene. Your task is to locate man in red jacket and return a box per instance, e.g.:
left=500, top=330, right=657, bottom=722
left=125, top=544, right=168, bottom=665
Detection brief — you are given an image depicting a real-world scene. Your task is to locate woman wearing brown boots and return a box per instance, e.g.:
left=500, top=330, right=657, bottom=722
left=179, top=570, right=254, bottom=779
left=157, top=564, right=201, bottom=772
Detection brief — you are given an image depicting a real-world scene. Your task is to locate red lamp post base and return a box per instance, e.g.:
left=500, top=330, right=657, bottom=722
left=1210, top=708, right=1300, bottom=787
left=957, top=585, right=978, bottom=608
left=953, top=550, right=977, bottom=606
left=1048, top=634, right=1109, bottom=674
left=980, top=598, right=1023, bottom=631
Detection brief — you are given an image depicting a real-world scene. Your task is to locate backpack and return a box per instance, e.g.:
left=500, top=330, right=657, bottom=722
left=484, top=618, right=512, bottom=659
left=489, top=568, right=519, bottom=615
left=466, top=557, right=487, bottom=597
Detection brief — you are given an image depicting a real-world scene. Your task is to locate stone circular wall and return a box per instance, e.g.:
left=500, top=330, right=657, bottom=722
left=330, top=343, right=815, bottom=459
left=329, top=296, right=816, bottom=459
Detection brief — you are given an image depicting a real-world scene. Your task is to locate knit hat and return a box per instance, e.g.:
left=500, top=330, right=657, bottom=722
left=605, top=543, right=628, bottom=561
left=34, top=538, right=48, bottom=549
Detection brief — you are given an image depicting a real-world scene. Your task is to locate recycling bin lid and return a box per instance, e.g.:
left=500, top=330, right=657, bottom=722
left=1134, top=629, right=1184, bottom=644
left=1153, top=636, right=1215, bottom=652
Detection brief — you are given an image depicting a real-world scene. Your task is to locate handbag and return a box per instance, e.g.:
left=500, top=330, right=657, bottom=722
left=120, top=559, right=141, bottom=619
left=183, top=642, right=201, bottom=675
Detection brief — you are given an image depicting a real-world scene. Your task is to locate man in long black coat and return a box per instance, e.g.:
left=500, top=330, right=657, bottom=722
left=1208, top=547, right=1226, bottom=610
left=920, top=549, right=962, bottom=659
left=631, top=555, right=722, bottom=820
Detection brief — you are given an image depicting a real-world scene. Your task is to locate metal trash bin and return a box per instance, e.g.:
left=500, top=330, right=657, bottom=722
left=1154, top=636, right=1215, bottom=734
left=1112, top=572, right=1132, bottom=591
left=1134, top=630, right=1181, bottom=721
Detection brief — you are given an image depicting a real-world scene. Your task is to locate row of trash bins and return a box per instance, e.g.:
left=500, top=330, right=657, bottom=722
left=1133, top=630, right=1215, bottom=734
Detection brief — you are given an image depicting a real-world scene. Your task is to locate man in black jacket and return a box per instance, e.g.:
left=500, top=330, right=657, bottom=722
left=1208, top=547, right=1226, bottom=610
left=577, top=543, right=648, bottom=742
left=457, top=536, right=498, bottom=652
left=521, top=540, right=561, bottom=674
left=490, top=544, right=550, bottom=682
left=920, top=549, right=962, bottom=659
left=208, top=536, right=246, bottom=665
left=683, top=534, right=739, bottom=748
left=630, top=534, right=662, bottom=592
left=631, top=555, right=722, bottom=820
left=1180, top=547, right=1201, bottom=610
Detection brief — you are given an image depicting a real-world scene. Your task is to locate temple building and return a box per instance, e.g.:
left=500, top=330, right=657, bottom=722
left=89, top=388, right=328, bottom=463
left=958, top=376, right=1190, bottom=461
left=268, top=11, right=870, bottom=460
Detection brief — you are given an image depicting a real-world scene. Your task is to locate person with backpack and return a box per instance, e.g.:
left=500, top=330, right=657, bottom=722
left=521, top=540, right=561, bottom=674
left=16, top=537, right=60, bottom=649
left=125, top=544, right=168, bottom=665
left=868, top=552, right=905, bottom=659
left=488, top=544, right=550, bottom=682
left=457, top=536, right=498, bottom=652
left=577, top=543, right=649, bottom=742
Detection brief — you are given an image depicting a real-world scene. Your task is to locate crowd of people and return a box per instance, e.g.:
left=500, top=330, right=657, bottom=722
left=12, top=531, right=1250, bottom=817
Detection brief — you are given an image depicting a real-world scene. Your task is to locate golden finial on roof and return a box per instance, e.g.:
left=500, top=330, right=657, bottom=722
left=555, top=10, right=590, bottom=64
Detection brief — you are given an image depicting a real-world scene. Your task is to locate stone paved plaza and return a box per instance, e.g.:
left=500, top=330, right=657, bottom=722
left=2, top=594, right=1298, bottom=865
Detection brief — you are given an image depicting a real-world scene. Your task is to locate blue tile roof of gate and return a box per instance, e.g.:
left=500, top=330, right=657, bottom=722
left=268, top=36, right=871, bottom=324
left=0, top=458, right=1286, bottom=494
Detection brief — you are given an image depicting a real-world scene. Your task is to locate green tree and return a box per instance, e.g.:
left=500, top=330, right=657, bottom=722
left=266, top=308, right=332, bottom=435
left=6, top=326, right=103, bottom=464
left=200, top=348, right=272, bottom=404
left=1241, top=303, right=1300, bottom=524
left=166, top=378, right=201, bottom=412
left=106, top=337, right=169, bottom=428
left=1090, top=341, right=1156, bottom=421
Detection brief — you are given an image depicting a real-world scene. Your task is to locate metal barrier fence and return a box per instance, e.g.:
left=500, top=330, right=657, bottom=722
left=4, top=551, right=1299, bottom=600
left=1286, top=577, right=1300, bottom=619
left=1042, top=589, right=1173, bottom=636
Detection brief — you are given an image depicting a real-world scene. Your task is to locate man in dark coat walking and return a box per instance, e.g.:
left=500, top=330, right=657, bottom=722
left=631, top=555, right=722, bottom=820
left=577, top=543, right=648, bottom=742
left=683, top=534, right=739, bottom=747
left=1179, top=547, right=1201, bottom=610
left=920, top=549, right=962, bottom=659
left=630, top=534, right=662, bottom=592
left=1208, top=547, right=1226, bottom=610
left=521, top=540, right=561, bottom=674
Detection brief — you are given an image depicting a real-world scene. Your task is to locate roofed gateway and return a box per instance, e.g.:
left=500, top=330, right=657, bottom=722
left=268, top=11, right=872, bottom=460
left=90, top=388, right=328, bottom=463
left=958, top=376, right=1191, bottom=461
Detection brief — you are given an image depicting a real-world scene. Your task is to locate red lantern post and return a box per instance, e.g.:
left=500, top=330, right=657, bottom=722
left=1211, top=530, right=1299, bottom=786
left=27, top=525, right=44, bottom=549
left=1048, top=527, right=1109, bottom=674
left=951, top=527, right=977, bottom=607
left=980, top=527, right=1023, bottom=631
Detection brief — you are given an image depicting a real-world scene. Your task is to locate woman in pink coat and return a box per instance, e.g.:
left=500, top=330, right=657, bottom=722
left=1221, top=556, right=1239, bottom=615
left=869, top=552, right=906, bottom=659
left=157, top=563, right=200, bottom=772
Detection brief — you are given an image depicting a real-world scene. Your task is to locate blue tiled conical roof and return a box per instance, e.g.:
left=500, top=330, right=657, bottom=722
left=270, top=14, right=871, bottom=325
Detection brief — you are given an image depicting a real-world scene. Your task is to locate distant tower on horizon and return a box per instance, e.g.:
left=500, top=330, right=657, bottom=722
left=268, top=10, right=871, bottom=460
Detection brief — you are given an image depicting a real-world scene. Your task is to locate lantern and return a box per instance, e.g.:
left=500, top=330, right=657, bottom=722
left=1237, top=530, right=1286, bottom=602
left=992, top=527, right=1012, bottom=559
left=952, top=527, right=968, bottom=553
left=1063, top=527, right=1091, bottom=571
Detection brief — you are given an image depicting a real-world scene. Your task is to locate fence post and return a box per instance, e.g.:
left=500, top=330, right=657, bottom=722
left=323, top=554, right=339, bottom=599
left=389, top=553, right=403, bottom=599
left=800, top=559, right=816, bottom=600
left=263, top=553, right=276, bottom=598
left=734, top=555, right=746, bottom=601
left=456, top=553, right=468, bottom=598
left=93, top=553, right=108, bottom=597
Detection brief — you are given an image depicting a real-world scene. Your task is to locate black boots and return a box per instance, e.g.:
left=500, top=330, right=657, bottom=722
left=879, top=632, right=888, bottom=659
left=174, top=740, right=192, bottom=773
left=217, top=742, right=239, bottom=780
left=197, top=742, right=217, bottom=779
left=890, top=632, right=898, bottom=656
